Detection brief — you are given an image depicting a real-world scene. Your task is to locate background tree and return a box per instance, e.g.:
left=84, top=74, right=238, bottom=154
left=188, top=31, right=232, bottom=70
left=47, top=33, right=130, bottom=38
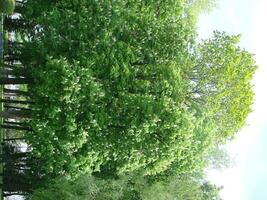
left=0, top=0, right=15, bottom=14
left=27, top=175, right=140, bottom=200
left=27, top=173, right=222, bottom=200
left=187, top=31, right=256, bottom=140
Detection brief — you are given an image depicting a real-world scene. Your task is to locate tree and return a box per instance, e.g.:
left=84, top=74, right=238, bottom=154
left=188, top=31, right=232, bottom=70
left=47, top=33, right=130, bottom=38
left=185, top=0, right=218, bottom=15
left=27, top=175, right=140, bottom=200
left=187, top=31, right=256, bottom=140
left=0, top=0, right=15, bottom=14
left=27, top=173, right=222, bottom=200
left=22, top=0, right=202, bottom=177
left=140, top=176, right=203, bottom=200
left=201, top=182, right=222, bottom=200
left=18, top=0, right=256, bottom=180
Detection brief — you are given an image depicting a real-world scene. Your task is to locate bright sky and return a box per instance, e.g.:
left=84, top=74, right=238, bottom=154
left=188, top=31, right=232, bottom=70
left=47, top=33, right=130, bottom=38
left=198, top=0, right=267, bottom=199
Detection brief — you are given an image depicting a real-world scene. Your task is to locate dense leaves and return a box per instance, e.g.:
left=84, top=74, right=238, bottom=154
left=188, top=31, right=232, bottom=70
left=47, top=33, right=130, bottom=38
left=23, top=0, right=202, bottom=177
left=188, top=31, right=256, bottom=139
left=0, top=1, right=257, bottom=199
left=17, top=0, right=256, bottom=180
left=27, top=174, right=222, bottom=200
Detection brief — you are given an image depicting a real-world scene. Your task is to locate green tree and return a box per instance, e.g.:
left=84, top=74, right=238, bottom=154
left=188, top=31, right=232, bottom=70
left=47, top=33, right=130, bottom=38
left=27, top=173, right=222, bottom=200
left=27, top=175, right=140, bottom=200
left=140, top=176, right=203, bottom=200
left=185, top=0, right=218, bottom=14
left=22, top=0, right=201, bottom=177
left=18, top=1, right=256, bottom=180
left=187, top=31, right=256, bottom=140
left=201, top=182, right=222, bottom=200
left=0, top=0, right=15, bottom=14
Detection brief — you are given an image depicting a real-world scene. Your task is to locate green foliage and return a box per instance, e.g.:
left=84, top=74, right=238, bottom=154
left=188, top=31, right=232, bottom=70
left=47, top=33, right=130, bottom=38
left=23, top=0, right=204, bottom=177
left=185, top=0, right=217, bottom=14
left=28, top=175, right=139, bottom=200
left=188, top=31, right=256, bottom=140
left=19, top=0, right=256, bottom=182
left=28, top=173, right=222, bottom=200
left=201, top=182, right=222, bottom=200
left=2, top=2, right=256, bottom=200
left=183, top=0, right=218, bottom=26
left=138, top=173, right=223, bottom=200
left=0, top=0, right=15, bottom=14
left=140, top=176, right=203, bottom=200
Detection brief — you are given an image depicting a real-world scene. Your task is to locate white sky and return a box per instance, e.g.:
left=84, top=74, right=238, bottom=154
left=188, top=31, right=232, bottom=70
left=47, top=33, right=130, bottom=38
left=198, top=0, right=267, bottom=199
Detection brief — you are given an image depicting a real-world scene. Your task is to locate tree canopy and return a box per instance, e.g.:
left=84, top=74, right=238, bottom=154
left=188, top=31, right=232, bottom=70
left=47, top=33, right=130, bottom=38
left=27, top=173, right=222, bottom=200
left=17, top=0, right=256, bottom=179
left=0, top=0, right=257, bottom=199
left=188, top=31, right=256, bottom=140
left=0, top=0, right=15, bottom=14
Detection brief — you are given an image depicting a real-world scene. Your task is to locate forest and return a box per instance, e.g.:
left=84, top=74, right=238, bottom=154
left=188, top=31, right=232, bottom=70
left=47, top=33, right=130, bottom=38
left=0, top=0, right=256, bottom=199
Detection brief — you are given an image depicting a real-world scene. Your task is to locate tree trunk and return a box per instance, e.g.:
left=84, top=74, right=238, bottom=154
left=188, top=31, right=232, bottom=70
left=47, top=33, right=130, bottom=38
left=1, top=125, right=31, bottom=131
left=3, top=88, right=29, bottom=96
left=0, top=68, right=28, bottom=77
left=4, top=137, right=26, bottom=141
left=0, top=110, right=31, bottom=119
left=4, top=105, right=31, bottom=111
left=0, top=77, right=33, bottom=84
left=2, top=152, right=29, bottom=160
left=3, top=191, right=28, bottom=197
left=0, top=99, right=34, bottom=105
left=3, top=120, right=24, bottom=125
left=3, top=63, right=23, bottom=69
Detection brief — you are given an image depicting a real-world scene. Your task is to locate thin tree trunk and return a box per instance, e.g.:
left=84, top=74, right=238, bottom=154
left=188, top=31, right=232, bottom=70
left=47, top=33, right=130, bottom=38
left=0, top=110, right=31, bottom=119
left=1, top=125, right=31, bottom=131
left=4, top=105, right=31, bottom=111
left=3, top=63, right=23, bottom=69
left=3, top=120, right=24, bottom=125
left=2, top=152, right=29, bottom=160
left=0, top=68, right=28, bottom=77
left=3, top=88, right=29, bottom=96
left=0, top=77, right=33, bottom=84
left=0, top=99, right=34, bottom=105
left=4, top=137, right=26, bottom=141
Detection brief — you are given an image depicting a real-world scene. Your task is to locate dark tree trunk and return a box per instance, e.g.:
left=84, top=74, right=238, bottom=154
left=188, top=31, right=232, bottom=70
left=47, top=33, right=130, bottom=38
left=3, top=120, right=24, bottom=125
left=4, top=105, right=31, bottom=111
left=3, top=88, right=30, bottom=96
left=4, top=137, right=26, bottom=141
left=3, top=63, right=23, bottom=69
left=0, top=99, right=34, bottom=105
left=4, top=54, right=20, bottom=60
left=0, top=110, right=31, bottom=119
left=0, top=77, right=33, bottom=85
left=4, top=17, right=28, bottom=32
left=1, top=152, right=29, bottom=160
left=4, top=57, right=20, bottom=62
left=3, top=174, right=31, bottom=195
left=1, top=124, right=31, bottom=131
left=0, top=68, right=28, bottom=77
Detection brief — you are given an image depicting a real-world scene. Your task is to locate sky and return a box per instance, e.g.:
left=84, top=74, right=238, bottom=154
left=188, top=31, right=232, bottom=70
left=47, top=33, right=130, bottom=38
left=197, top=0, right=267, bottom=199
